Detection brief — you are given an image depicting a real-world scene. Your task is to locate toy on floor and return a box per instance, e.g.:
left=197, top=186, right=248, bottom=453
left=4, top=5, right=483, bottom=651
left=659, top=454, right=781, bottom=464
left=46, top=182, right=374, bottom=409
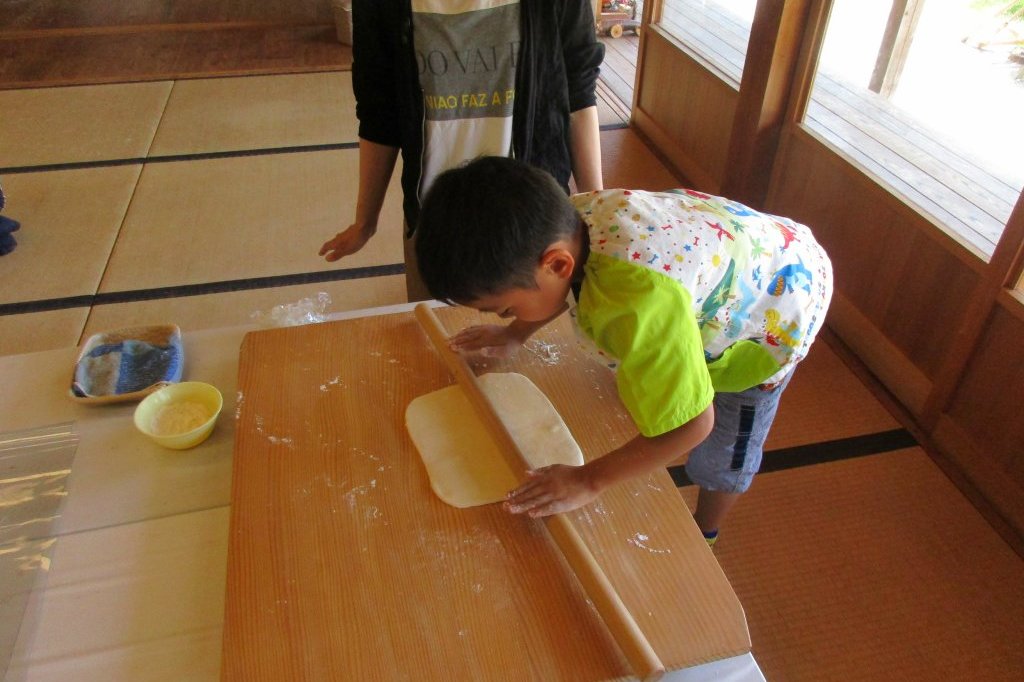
left=0, top=181, right=19, bottom=256
left=599, top=0, right=640, bottom=38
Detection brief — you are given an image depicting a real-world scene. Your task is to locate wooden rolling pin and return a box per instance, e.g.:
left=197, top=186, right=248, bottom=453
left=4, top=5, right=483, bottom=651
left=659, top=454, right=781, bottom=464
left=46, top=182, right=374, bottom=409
left=415, top=303, right=665, bottom=682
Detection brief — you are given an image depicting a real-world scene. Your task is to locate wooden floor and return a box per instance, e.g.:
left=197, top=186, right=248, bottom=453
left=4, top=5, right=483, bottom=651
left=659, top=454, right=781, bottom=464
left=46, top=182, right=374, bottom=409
left=1, top=4, right=1023, bottom=681
left=598, top=33, right=640, bottom=114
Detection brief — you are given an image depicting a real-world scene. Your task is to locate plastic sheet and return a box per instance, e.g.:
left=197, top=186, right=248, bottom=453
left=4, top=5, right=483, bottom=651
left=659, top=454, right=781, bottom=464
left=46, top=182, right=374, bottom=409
left=0, top=423, right=78, bottom=679
left=251, top=292, right=332, bottom=327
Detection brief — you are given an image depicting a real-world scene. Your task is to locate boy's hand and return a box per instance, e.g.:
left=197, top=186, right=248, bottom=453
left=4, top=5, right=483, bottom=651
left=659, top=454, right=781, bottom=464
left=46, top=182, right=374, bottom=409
left=448, top=325, right=524, bottom=358
left=503, top=464, right=598, bottom=517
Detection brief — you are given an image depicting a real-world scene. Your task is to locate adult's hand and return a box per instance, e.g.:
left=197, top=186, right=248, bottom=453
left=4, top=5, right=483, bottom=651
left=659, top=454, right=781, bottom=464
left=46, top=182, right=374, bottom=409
left=319, top=138, right=399, bottom=262
left=319, top=222, right=375, bottom=262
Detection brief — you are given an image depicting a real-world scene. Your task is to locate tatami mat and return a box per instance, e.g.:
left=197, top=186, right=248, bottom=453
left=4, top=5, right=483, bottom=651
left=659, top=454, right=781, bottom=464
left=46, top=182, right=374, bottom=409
left=149, top=72, right=358, bottom=156
left=98, top=149, right=403, bottom=293
left=601, top=127, right=684, bottom=190
left=0, top=166, right=141, bottom=304
left=680, top=449, right=1024, bottom=681
left=0, top=308, right=89, bottom=357
left=81, top=275, right=407, bottom=342
left=6, top=507, right=228, bottom=682
left=0, top=82, right=171, bottom=168
left=766, top=338, right=900, bottom=450
left=666, top=335, right=903, bottom=468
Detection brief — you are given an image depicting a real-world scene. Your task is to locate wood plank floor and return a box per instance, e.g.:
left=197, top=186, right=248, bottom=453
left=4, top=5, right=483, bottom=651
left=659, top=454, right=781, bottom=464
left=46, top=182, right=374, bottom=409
left=598, top=33, right=639, bottom=110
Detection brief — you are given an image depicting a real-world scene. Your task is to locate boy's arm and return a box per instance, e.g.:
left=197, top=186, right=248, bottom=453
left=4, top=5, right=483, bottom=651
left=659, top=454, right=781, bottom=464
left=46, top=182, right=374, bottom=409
left=504, top=403, right=715, bottom=517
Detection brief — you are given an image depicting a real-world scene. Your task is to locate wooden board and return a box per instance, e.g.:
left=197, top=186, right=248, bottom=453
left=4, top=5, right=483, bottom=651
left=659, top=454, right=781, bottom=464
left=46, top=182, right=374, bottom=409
left=222, top=306, right=750, bottom=680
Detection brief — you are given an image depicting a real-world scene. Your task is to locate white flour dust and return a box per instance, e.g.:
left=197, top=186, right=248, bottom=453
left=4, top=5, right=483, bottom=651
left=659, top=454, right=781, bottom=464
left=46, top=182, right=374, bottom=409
left=627, top=532, right=672, bottom=555
left=253, top=415, right=296, bottom=449
left=525, top=340, right=562, bottom=365
left=319, top=376, right=344, bottom=392
left=343, top=479, right=377, bottom=510
left=348, top=447, right=390, bottom=473
left=576, top=502, right=611, bottom=528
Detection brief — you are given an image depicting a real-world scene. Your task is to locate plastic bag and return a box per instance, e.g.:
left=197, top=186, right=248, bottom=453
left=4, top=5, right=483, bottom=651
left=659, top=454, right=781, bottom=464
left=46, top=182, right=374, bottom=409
left=251, top=292, right=332, bottom=327
left=1, top=423, right=78, bottom=676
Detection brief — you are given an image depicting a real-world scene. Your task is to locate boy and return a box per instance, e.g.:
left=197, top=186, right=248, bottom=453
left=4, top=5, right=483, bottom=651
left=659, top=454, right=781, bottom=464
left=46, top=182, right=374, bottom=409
left=415, top=157, right=832, bottom=544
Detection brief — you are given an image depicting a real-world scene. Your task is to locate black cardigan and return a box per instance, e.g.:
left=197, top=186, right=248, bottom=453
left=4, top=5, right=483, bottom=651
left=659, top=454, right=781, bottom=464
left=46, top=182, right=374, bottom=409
left=352, top=0, right=605, bottom=231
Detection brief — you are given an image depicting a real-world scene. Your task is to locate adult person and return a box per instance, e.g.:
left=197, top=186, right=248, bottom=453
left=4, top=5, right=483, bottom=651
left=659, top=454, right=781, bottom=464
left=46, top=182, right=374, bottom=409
left=319, top=0, right=606, bottom=301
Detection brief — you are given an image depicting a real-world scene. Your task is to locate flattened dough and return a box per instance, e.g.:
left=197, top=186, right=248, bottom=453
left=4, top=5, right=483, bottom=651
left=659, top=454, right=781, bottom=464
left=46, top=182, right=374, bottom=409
left=405, top=372, right=584, bottom=508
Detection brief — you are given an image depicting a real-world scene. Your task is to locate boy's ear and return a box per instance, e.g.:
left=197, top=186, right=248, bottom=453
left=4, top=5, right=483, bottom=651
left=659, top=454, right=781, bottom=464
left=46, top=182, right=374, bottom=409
left=539, top=246, right=575, bottom=280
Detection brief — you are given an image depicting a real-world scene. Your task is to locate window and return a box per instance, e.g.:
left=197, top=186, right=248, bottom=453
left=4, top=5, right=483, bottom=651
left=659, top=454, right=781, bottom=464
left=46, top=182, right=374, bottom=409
left=805, top=0, right=1024, bottom=258
left=656, top=0, right=758, bottom=83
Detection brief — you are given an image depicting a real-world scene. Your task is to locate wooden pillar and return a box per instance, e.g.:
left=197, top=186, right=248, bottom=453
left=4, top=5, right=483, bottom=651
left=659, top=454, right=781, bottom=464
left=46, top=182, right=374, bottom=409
left=721, top=0, right=815, bottom=208
left=868, top=0, right=926, bottom=97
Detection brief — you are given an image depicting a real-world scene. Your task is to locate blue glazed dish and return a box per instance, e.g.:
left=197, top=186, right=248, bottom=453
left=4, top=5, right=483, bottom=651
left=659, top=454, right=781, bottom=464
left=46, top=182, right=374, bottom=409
left=70, top=325, right=184, bottom=404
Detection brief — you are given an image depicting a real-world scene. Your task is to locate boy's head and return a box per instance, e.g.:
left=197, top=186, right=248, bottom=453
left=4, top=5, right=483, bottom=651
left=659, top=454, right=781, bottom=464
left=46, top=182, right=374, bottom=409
left=415, top=156, right=582, bottom=321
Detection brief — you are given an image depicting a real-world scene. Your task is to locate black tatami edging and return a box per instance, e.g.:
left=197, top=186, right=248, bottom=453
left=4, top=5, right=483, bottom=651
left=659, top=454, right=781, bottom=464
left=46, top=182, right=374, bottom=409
left=668, top=428, right=919, bottom=487
left=0, top=263, right=405, bottom=316
left=2, top=139, right=381, bottom=317
left=0, top=141, right=361, bottom=175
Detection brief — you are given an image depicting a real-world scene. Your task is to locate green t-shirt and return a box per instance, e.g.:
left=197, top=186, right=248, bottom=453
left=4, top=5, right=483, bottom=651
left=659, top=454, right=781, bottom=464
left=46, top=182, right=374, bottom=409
left=570, top=189, right=833, bottom=437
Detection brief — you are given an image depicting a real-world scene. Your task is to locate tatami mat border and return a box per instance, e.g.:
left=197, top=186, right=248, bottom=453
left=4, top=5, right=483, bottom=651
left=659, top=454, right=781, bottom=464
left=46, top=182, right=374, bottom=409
left=0, top=264, right=404, bottom=316
left=0, top=142, right=361, bottom=175
left=1, top=131, right=632, bottom=175
left=668, top=428, right=919, bottom=486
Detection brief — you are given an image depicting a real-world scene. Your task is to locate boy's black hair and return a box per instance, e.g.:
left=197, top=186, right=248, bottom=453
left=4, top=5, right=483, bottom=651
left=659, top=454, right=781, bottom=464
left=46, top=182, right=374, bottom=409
left=415, top=156, right=581, bottom=303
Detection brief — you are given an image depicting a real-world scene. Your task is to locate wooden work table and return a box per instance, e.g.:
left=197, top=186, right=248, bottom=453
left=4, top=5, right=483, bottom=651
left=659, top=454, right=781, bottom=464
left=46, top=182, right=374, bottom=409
left=1, top=302, right=761, bottom=682
left=222, top=305, right=751, bottom=680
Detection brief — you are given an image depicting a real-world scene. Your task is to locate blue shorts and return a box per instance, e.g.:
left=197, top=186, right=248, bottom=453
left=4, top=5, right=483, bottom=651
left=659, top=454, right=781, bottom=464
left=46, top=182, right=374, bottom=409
left=684, top=371, right=793, bottom=493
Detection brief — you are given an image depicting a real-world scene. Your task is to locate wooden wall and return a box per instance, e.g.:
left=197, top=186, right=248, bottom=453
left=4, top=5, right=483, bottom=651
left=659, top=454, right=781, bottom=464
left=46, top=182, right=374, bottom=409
left=767, top=131, right=982, bottom=413
left=933, top=292, right=1024, bottom=537
left=632, top=28, right=736, bottom=193
left=632, top=0, right=1024, bottom=548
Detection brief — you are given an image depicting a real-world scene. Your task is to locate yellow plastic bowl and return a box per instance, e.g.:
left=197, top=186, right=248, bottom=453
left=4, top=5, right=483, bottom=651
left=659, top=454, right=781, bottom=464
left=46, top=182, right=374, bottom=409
left=133, top=381, right=223, bottom=450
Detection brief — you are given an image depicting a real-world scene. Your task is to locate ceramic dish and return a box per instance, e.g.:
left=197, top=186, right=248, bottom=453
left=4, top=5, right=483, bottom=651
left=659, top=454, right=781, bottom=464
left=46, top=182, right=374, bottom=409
left=69, top=324, right=184, bottom=404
